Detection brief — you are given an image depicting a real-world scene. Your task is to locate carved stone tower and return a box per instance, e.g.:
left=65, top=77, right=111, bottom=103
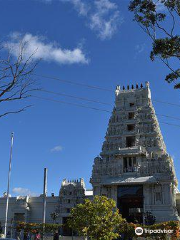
left=58, top=178, right=85, bottom=219
left=90, top=82, right=179, bottom=223
left=57, top=179, right=86, bottom=235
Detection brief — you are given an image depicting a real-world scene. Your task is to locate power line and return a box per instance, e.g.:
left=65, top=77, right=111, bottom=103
left=41, top=88, right=180, bottom=121
left=153, top=99, right=180, bottom=108
left=35, top=73, right=180, bottom=108
left=34, top=73, right=113, bottom=92
left=33, top=95, right=180, bottom=128
left=41, top=89, right=112, bottom=106
left=33, top=95, right=111, bottom=113
left=159, top=121, right=180, bottom=128
left=156, top=113, right=180, bottom=121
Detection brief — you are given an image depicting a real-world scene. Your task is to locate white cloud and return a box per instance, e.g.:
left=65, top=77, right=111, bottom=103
left=60, top=0, right=90, bottom=16
left=59, top=0, right=123, bottom=40
left=51, top=145, right=63, bottom=152
left=90, top=0, right=122, bottom=40
left=3, top=32, right=89, bottom=65
left=135, top=43, right=145, bottom=54
left=153, top=0, right=166, bottom=12
left=12, top=187, right=38, bottom=196
left=94, top=0, right=117, bottom=14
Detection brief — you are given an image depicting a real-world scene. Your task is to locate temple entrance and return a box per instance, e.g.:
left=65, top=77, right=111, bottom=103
left=117, top=185, right=143, bottom=223
left=62, top=217, right=72, bottom=236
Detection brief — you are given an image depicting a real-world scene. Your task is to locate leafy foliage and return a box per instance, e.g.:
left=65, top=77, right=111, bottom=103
left=129, top=0, right=180, bottom=89
left=68, top=195, right=124, bottom=240
left=16, top=222, right=61, bottom=234
left=15, top=218, right=180, bottom=239
left=50, top=212, right=59, bottom=224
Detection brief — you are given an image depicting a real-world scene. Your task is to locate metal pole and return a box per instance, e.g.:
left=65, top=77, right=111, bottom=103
left=42, top=168, right=47, bottom=239
left=71, top=229, right=73, bottom=240
left=4, top=132, right=14, bottom=238
left=10, top=218, right=13, bottom=238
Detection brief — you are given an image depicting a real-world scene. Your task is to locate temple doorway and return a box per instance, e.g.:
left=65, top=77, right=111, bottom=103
left=62, top=217, right=72, bottom=236
left=117, top=185, right=143, bottom=223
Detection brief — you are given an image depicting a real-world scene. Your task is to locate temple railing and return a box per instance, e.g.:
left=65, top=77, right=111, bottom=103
left=117, top=146, right=146, bottom=155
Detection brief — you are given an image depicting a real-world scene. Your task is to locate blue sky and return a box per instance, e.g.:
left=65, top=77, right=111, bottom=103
left=0, top=0, right=180, bottom=197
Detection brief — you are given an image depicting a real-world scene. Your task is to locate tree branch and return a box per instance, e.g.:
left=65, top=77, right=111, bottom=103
left=0, top=105, right=32, bottom=118
left=0, top=41, right=39, bottom=118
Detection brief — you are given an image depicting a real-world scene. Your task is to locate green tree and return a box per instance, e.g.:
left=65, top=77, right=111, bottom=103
left=129, top=0, right=180, bottom=89
left=67, top=195, right=124, bottom=240
left=50, top=212, right=59, bottom=224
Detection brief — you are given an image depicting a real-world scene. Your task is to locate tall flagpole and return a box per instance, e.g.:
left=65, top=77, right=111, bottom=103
left=42, top=168, right=47, bottom=240
left=4, top=132, right=14, bottom=238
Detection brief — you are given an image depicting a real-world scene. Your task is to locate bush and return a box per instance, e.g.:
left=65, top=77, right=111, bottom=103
left=16, top=222, right=62, bottom=234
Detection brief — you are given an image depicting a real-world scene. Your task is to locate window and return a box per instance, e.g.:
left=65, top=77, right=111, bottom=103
left=126, top=136, right=135, bottom=147
left=156, top=192, right=162, bottom=202
left=66, top=208, right=70, bottom=213
left=123, top=157, right=127, bottom=169
left=129, top=103, right=134, bottom=107
left=123, top=157, right=137, bottom=172
left=127, top=124, right=135, bottom=131
left=68, top=199, right=71, bottom=203
left=128, top=112, right=134, bottom=119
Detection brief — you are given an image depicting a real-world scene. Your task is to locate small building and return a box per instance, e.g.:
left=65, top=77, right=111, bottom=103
left=0, top=178, right=92, bottom=235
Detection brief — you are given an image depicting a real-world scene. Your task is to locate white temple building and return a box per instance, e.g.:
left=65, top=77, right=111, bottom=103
left=0, top=179, right=92, bottom=235
left=91, top=82, right=180, bottom=223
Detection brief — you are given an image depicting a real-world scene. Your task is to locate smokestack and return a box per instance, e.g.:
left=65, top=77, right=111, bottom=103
left=42, top=168, right=47, bottom=225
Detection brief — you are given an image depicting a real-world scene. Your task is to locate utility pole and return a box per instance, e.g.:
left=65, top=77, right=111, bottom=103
left=4, top=132, right=14, bottom=238
left=42, top=168, right=47, bottom=239
left=72, top=229, right=74, bottom=240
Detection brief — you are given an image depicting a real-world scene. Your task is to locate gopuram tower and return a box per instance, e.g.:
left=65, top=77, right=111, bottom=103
left=90, top=82, right=179, bottom=223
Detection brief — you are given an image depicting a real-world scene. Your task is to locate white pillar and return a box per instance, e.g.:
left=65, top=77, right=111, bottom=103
left=4, top=133, right=14, bottom=238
